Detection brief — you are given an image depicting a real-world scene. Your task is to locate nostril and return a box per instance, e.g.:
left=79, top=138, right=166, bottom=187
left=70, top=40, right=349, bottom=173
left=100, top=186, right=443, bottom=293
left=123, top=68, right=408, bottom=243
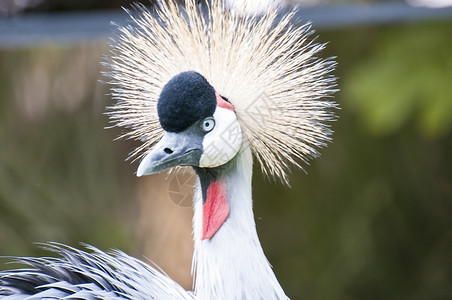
left=164, top=148, right=173, bottom=154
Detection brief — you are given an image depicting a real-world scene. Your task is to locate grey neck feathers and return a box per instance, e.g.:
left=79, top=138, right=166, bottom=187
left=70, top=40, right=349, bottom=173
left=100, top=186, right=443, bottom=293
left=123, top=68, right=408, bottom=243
left=191, top=144, right=288, bottom=300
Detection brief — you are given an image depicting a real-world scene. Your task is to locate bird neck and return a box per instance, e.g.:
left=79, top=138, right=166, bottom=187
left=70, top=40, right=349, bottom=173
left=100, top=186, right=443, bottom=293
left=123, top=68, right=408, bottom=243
left=191, top=145, right=288, bottom=300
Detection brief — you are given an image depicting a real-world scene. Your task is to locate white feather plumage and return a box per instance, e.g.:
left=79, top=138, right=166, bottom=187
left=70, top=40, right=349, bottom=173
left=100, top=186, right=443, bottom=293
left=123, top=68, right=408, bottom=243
left=192, top=145, right=288, bottom=299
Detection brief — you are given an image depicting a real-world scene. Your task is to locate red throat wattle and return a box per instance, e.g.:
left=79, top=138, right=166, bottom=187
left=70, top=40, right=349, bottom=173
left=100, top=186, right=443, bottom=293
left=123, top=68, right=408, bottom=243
left=201, top=180, right=230, bottom=240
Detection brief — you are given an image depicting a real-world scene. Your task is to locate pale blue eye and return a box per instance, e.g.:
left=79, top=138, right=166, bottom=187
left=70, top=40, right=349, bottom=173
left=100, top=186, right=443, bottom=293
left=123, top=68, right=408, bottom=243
left=201, top=117, right=215, bottom=132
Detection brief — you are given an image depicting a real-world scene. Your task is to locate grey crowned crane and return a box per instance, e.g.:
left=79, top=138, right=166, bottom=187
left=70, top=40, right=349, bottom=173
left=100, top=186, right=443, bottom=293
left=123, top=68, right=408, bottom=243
left=0, top=0, right=337, bottom=299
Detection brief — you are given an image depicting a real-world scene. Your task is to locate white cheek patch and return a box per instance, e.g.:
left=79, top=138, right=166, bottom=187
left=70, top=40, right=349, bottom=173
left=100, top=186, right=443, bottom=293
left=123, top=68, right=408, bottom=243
left=199, top=107, right=242, bottom=168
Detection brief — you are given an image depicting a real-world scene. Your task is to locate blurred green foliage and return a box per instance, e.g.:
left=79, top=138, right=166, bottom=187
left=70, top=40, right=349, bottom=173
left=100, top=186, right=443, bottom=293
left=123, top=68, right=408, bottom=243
left=0, top=18, right=451, bottom=300
left=344, top=23, right=452, bottom=138
left=254, top=21, right=452, bottom=299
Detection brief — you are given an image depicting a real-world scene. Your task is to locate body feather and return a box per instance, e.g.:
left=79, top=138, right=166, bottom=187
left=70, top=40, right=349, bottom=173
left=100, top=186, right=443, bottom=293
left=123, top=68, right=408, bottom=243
left=0, top=243, right=194, bottom=299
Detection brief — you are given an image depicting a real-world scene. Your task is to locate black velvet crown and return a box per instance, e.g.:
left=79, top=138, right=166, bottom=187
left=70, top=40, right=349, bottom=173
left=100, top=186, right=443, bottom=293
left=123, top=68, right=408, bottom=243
left=157, top=71, right=217, bottom=132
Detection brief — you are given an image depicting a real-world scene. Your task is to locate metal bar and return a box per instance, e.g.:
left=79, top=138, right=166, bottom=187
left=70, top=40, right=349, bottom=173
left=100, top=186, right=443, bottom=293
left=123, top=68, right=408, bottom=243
left=0, top=10, right=126, bottom=47
left=0, top=3, right=451, bottom=48
left=292, top=2, right=452, bottom=29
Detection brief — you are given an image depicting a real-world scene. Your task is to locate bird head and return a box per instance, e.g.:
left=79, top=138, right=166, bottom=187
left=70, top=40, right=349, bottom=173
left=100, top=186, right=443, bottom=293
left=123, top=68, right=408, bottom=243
left=136, top=71, right=242, bottom=176
left=107, top=0, right=338, bottom=184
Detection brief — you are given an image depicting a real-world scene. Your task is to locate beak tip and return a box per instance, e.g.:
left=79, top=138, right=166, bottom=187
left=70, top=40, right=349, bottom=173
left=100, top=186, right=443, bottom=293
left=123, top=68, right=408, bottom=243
left=136, top=166, right=146, bottom=177
left=136, top=159, right=147, bottom=177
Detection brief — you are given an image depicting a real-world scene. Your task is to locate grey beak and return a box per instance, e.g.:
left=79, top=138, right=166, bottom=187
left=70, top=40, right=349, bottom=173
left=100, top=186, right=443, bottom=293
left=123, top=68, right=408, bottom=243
left=136, top=131, right=203, bottom=177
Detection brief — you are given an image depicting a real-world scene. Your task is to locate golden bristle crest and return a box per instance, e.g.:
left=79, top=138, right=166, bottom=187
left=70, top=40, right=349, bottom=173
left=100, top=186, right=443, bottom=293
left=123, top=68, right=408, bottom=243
left=106, top=0, right=338, bottom=184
